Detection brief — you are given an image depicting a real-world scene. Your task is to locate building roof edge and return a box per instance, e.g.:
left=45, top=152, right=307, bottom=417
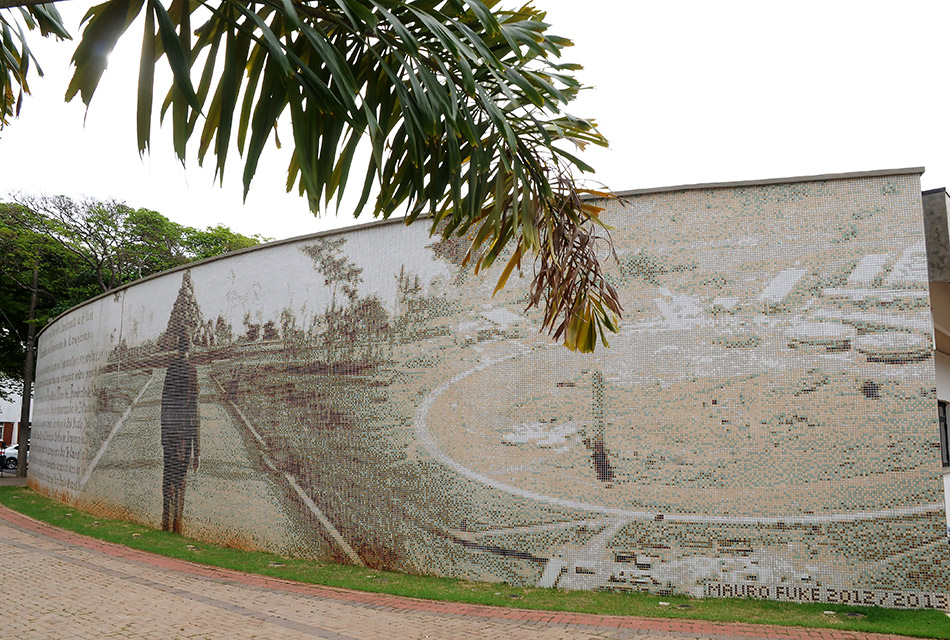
left=601, top=167, right=926, bottom=199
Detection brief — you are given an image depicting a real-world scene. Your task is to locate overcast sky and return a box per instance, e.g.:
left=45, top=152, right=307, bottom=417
left=1, top=0, right=949, bottom=241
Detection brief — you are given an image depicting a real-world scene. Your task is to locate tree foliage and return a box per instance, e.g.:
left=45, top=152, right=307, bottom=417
left=9, top=193, right=265, bottom=290
left=0, top=195, right=263, bottom=393
left=1, top=0, right=622, bottom=351
left=0, top=202, right=77, bottom=400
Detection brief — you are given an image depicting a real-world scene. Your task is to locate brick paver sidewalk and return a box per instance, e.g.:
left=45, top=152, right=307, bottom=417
left=0, top=503, right=921, bottom=640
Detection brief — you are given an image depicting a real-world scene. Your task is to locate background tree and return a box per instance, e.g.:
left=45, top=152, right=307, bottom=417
left=10, top=194, right=267, bottom=292
left=183, top=224, right=261, bottom=260
left=0, top=202, right=94, bottom=399
left=0, top=0, right=621, bottom=352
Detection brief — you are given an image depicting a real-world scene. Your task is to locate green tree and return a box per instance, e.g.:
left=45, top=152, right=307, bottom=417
left=9, top=193, right=266, bottom=291
left=0, top=202, right=93, bottom=398
left=183, top=224, right=261, bottom=260
left=10, top=194, right=181, bottom=292
left=123, top=207, right=188, bottom=278
left=0, top=0, right=621, bottom=352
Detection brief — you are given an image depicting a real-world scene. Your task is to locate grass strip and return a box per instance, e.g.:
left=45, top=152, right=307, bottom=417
left=1, top=485, right=948, bottom=638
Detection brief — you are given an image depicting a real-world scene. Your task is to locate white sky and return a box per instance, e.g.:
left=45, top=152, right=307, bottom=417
left=1, top=0, right=949, bottom=240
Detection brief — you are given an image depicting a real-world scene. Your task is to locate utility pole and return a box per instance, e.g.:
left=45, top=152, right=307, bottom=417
left=17, top=265, right=37, bottom=477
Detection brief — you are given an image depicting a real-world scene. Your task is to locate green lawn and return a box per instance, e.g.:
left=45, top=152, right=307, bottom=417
left=1, top=486, right=948, bottom=638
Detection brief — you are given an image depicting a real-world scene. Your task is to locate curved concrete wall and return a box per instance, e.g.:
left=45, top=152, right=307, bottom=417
left=30, top=170, right=950, bottom=608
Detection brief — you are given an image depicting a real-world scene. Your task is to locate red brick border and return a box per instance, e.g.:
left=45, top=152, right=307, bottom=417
left=0, top=504, right=928, bottom=640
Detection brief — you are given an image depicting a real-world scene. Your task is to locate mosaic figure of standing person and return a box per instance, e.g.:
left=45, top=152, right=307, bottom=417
left=161, top=334, right=200, bottom=533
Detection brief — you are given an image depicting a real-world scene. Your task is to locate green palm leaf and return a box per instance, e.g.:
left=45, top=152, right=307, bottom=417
left=2, top=0, right=622, bottom=351
left=0, top=1, right=68, bottom=128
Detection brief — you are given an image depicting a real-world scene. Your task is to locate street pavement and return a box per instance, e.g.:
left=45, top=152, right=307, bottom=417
left=0, top=493, right=918, bottom=640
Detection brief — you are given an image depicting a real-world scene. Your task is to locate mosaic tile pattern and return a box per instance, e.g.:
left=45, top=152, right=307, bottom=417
left=28, top=171, right=950, bottom=609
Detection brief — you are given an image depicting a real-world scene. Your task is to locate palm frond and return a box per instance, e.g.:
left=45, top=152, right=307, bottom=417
left=52, top=0, right=620, bottom=350
left=0, top=2, right=69, bottom=128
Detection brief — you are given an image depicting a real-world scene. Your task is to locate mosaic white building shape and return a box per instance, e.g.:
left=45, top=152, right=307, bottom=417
left=885, top=241, right=928, bottom=286
left=848, top=254, right=890, bottom=286
left=758, top=268, right=807, bottom=304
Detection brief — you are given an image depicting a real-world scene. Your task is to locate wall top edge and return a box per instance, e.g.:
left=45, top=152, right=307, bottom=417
left=34, top=166, right=926, bottom=341
left=35, top=214, right=410, bottom=340
left=599, top=167, right=926, bottom=199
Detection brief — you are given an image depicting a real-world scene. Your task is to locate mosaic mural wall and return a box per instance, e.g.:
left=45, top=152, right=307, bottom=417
left=29, top=170, right=950, bottom=609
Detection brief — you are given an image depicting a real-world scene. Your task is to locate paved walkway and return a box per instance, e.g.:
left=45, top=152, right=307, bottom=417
left=0, top=501, right=916, bottom=640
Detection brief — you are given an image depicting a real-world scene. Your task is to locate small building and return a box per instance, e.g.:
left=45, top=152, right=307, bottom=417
left=924, top=188, right=950, bottom=500
left=0, top=391, right=24, bottom=446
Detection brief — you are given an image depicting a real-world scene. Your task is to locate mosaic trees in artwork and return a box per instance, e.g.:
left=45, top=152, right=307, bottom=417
left=392, top=264, right=459, bottom=344
left=214, top=316, right=232, bottom=346
left=393, top=266, right=423, bottom=343
left=301, top=238, right=389, bottom=369
left=279, top=309, right=304, bottom=347
left=242, top=313, right=261, bottom=342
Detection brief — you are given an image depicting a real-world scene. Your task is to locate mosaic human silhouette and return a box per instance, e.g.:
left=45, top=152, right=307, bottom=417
left=161, top=335, right=200, bottom=533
